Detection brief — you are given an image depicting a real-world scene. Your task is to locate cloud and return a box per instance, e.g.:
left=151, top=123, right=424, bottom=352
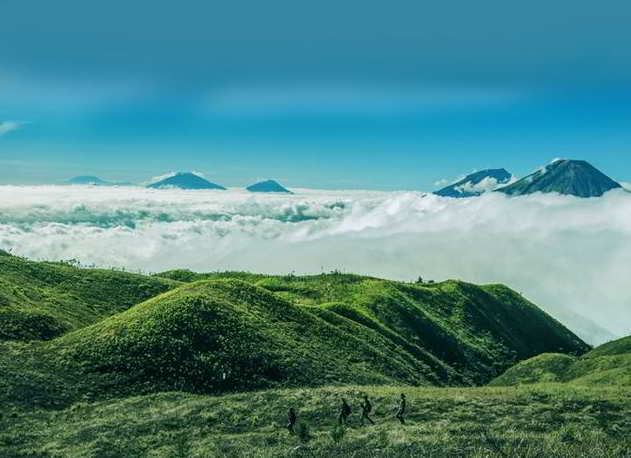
left=454, top=176, right=501, bottom=194
left=0, top=185, right=630, bottom=344
left=0, top=121, right=24, bottom=136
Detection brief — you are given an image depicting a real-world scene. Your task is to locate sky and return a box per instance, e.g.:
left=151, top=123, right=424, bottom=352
left=1, top=0, right=631, bottom=189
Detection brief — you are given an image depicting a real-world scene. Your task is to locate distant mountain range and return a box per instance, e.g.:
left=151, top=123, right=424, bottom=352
left=69, top=160, right=625, bottom=198
left=147, top=172, right=226, bottom=190
left=66, top=176, right=132, bottom=186
left=435, top=169, right=513, bottom=198
left=435, top=160, right=624, bottom=199
left=497, top=159, right=622, bottom=198
left=246, top=179, right=292, bottom=193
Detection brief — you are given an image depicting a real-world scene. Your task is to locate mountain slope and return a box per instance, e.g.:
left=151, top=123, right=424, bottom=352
left=67, top=176, right=112, bottom=186
left=435, top=169, right=512, bottom=198
left=0, top=254, right=178, bottom=340
left=491, top=335, right=631, bottom=386
left=497, top=159, right=622, bottom=197
left=46, top=275, right=587, bottom=397
left=246, top=179, right=292, bottom=193
left=148, top=172, right=226, bottom=190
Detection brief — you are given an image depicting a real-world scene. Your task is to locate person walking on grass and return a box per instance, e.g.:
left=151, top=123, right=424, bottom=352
left=395, top=393, right=406, bottom=424
left=287, top=407, right=297, bottom=434
left=338, top=398, right=352, bottom=426
left=360, top=395, right=375, bottom=426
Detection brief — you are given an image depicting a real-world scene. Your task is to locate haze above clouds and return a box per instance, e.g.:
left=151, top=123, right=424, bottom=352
left=1, top=185, right=629, bottom=343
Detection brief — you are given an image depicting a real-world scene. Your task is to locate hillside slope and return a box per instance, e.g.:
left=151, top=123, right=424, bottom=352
left=0, top=254, right=178, bottom=340
left=0, top=260, right=589, bottom=405
left=491, top=335, right=631, bottom=386
left=52, top=272, right=588, bottom=391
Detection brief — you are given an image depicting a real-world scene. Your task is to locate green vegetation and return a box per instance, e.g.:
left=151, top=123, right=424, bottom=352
left=492, top=335, right=631, bottom=387
left=0, top=254, right=178, bottom=340
left=0, top=258, right=590, bottom=405
left=3, top=256, right=627, bottom=457
left=1, top=384, right=629, bottom=457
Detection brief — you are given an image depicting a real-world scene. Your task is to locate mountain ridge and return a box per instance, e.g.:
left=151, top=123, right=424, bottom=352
left=435, top=169, right=513, bottom=198
left=148, top=172, right=226, bottom=190
left=498, top=159, right=622, bottom=197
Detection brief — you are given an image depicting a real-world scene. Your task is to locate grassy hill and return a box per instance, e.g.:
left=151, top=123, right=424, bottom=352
left=1, top=257, right=627, bottom=457
left=0, top=260, right=590, bottom=409
left=1, top=384, right=629, bottom=457
left=46, top=274, right=591, bottom=396
left=491, top=335, right=631, bottom=387
left=0, top=254, right=178, bottom=340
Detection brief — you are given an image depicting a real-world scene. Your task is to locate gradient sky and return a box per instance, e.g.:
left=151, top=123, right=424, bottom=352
left=1, top=0, right=630, bottom=189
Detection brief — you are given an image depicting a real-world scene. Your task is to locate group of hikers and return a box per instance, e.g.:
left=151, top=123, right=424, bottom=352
left=287, top=393, right=406, bottom=434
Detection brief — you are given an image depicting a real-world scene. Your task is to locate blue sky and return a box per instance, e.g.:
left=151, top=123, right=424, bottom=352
left=1, top=0, right=630, bottom=189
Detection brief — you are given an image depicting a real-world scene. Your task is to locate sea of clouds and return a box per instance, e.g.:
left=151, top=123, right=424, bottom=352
left=1, top=185, right=630, bottom=344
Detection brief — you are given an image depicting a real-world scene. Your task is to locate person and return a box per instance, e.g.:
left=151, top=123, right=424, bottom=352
left=287, top=407, right=297, bottom=434
left=395, top=393, right=406, bottom=424
left=360, top=395, right=374, bottom=426
left=338, top=398, right=352, bottom=426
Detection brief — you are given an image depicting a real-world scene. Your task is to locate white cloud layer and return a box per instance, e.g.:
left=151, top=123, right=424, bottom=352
left=1, top=185, right=630, bottom=344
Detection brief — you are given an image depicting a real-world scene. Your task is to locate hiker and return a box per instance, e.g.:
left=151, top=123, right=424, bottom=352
left=287, top=407, right=297, bottom=434
left=395, top=393, right=406, bottom=424
left=360, top=395, right=375, bottom=426
left=338, top=398, right=352, bottom=426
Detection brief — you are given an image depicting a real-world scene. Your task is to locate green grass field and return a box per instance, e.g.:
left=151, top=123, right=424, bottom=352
left=2, top=384, right=630, bottom=457
left=1, top=255, right=629, bottom=457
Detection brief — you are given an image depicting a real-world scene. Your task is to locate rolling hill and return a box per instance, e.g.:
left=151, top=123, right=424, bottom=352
left=0, top=254, right=178, bottom=340
left=0, top=258, right=590, bottom=407
left=497, top=159, right=622, bottom=197
left=2, top=258, right=628, bottom=457
left=491, top=335, right=631, bottom=386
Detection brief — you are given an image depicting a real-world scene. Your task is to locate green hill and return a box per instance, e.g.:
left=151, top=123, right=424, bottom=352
left=2, top=274, right=587, bottom=404
left=0, top=254, right=178, bottom=340
left=491, top=335, right=631, bottom=386
left=0, top=258, right=590, bottom=408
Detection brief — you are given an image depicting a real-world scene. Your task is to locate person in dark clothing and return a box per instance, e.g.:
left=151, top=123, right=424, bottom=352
left=395, top=393, right=406, bottom=424
left=338, top=398, right=352, bottom=426
left=287, top=407, right=297, bottom=434
left=360, top=395, right=375, bottom=426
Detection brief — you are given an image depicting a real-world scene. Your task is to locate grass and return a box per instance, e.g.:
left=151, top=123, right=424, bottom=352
left=1, top=384, right=629, bottom=457
left=492, top=336, right=631, bottom=387
left=0, top=254, right=179, bottom=340
left=3, top=256, right=624, bottom=457
left=0, top=271, right=591, bottom=405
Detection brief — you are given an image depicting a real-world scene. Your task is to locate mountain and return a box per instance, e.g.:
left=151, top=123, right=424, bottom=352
left=434, top=169, right=512, bottom=198
left=147, top=172, right=226, bottom=190
left=497, top=159, right=622, bottom=197
left=246, top=179, right=292, bottom=193
left=0, top=256, right=589, bottom=403
left=67, top=176, right=113, bottom=186
left=491, top=334, right=631, bottom=386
